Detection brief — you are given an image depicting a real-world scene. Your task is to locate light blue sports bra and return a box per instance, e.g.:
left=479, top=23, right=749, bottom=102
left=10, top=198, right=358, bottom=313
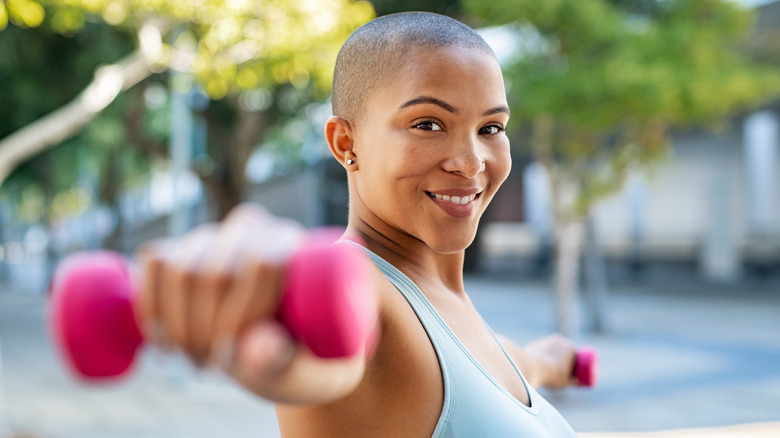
left=354, top=244, right=577, bottom=437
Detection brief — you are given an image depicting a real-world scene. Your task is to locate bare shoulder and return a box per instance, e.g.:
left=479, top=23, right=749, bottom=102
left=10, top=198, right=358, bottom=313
left=275, top=261, right=443, bottom=438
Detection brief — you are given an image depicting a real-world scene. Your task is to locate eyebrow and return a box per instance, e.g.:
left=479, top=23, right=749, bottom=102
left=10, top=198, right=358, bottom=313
left=400, top=96, right=457, bottom=113
left=484, top=105, right=511, bottom=117
left=399, top=95, right=510, bottom=117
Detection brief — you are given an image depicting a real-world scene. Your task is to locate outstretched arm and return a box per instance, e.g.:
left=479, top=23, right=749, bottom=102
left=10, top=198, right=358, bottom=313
left=135, top=204, right=377, bottom=405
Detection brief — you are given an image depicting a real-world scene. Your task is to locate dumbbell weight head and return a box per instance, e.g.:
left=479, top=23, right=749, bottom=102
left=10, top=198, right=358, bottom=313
left=49, top=251, right=143, bottom=380
left=573, top=347, right=598, bottom=387
left=277, top=228, right=376, bottom=358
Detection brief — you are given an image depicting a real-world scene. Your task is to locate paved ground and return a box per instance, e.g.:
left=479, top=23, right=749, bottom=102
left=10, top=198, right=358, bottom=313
left=1, top=267, right=779, bottom=437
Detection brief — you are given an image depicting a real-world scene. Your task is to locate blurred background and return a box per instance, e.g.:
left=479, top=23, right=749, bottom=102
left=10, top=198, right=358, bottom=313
left=1, top=0, right=779, bottom=437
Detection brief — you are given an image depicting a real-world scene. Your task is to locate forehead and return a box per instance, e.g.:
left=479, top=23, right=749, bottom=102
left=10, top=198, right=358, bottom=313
left=371, top=45, right=507, bottom=113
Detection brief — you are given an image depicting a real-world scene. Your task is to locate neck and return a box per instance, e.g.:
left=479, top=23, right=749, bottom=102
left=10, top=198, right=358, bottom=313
left=347, top=213, right=468, bottom=296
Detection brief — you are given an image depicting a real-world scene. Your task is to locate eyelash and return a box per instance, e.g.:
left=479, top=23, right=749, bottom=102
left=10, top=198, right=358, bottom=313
left=480, top=124, right=506, bottom=135
left=413, top=118, right=442, bottom=131
left=412, top=119, right=506, bottom=135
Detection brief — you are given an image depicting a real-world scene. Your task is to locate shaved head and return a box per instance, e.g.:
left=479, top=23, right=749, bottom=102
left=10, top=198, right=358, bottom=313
left=332, top=12, right=496, bottom=121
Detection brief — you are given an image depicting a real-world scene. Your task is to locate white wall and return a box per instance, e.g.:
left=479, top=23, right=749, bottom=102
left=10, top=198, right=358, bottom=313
left=482, top=111, right=780, bottom=277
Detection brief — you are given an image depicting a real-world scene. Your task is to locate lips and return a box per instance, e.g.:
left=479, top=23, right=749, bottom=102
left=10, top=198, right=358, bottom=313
left=425, top=190, right=482, bottom=217
left=426, top=191, right=478, bottom=205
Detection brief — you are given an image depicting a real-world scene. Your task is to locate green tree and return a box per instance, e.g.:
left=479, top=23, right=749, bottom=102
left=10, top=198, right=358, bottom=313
left=0, top=15, right=146, bottom=260
left=0, top=0, right=374, bottom=218
left=463, top=0, right=780, bottom=335
left=370, top=0, right=459, bottom=16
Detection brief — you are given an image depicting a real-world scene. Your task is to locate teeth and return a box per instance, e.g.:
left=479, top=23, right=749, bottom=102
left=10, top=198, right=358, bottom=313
left=430, top=192, right=478, bottom=205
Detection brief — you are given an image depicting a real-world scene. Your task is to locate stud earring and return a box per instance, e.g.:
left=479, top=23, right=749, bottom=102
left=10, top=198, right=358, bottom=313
left=346, top=159, right=355, bottom=165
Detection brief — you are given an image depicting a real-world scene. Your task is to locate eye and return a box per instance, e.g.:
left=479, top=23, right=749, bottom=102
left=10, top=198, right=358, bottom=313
left=413, top=119, right=443, bottom=131
left=479, top=124, right=505, bottom=135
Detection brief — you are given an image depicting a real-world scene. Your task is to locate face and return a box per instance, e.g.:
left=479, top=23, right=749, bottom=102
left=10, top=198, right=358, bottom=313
left=347, top=45, right=511, bottom=254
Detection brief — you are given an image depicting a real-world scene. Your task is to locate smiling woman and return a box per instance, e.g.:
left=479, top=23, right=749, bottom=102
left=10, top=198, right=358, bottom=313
left=99, top=11, right=586, bottom=438
left=273, top=11, right=579, bottom=438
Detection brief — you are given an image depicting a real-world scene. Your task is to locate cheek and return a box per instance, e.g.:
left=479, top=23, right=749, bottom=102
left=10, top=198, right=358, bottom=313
left=491, top=142, right=512, bottom=188
left=377, top=132, right=438, bottom=178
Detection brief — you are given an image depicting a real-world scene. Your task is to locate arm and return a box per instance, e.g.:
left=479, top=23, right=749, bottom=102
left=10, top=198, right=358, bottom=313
left=226, top=321, right=369, bottom=404
left=135, top=204, right=377, bottom=405
left=497, top=333, right=577, bottom=390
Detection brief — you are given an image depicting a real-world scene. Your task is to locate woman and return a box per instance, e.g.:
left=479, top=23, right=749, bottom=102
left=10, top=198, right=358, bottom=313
left=138, top=11, right=579, bottom=437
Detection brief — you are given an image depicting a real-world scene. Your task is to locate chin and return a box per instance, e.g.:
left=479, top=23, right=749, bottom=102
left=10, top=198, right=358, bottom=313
left=427, top=234, right=476, bottom=255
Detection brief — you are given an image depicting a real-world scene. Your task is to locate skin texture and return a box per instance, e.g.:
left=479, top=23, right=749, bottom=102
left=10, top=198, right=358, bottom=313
left=135, top=44, right=577, bottom=437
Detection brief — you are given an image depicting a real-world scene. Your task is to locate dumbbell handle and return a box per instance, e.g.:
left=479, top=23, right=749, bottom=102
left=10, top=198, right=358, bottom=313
left=49, top=229, right=377, bottom=381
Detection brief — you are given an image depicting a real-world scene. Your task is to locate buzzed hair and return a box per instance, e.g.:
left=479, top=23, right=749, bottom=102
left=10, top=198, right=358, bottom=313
left=332, top=12, right=496, bottom=121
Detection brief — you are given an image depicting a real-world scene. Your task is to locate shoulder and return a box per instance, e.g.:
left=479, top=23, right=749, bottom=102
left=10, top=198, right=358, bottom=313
left=276, top=260, right=444, bottom=437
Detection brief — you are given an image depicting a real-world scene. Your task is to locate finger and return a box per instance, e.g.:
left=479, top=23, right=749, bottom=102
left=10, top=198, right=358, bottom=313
left=134, top=239, right=174, bottom=347
left=223, top=205, right=305, bottom=263
left=190, top=208, right=303, bottom=365
left=188, top=209, right=303, bottom=363
left=209, top=260, right=285, bottom=368
left=205, top=212, right=302, bottom=369
left=232, top=320, right=296, bottom=379
left=187, top=221, right=251, bottom=364
left=157, top=224, right=218, bottom=353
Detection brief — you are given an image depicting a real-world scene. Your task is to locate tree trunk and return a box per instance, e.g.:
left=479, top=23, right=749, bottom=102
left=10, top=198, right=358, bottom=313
left=200, top=97, right=268, bottom=219
left=583, top=212, right=610, bottom=333
left=209, top=179, right=244, bottom=222
left=99, top=147, right=124, bottom=252
left=553, top=217, right=584, bottom=337
left=0, top=204, right=7, bottom=283
left=532, top=116, right=586, bottom=336
left=31, top=154, right=58, bottom=287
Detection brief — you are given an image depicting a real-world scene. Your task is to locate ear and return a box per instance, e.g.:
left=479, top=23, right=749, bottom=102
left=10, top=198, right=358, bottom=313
left=325, top=116, right=357, bottom=170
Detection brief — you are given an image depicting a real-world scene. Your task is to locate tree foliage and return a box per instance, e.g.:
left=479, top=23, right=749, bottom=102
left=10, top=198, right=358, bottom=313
left=1, top=0, right=375, bottom=221
left=464, top=0, right=780, bottom=218
left=463, top=0, right=780, bottom=335
left=0, top=18, right=140, bottom=225
left=4, top=0, right=374, bottom=99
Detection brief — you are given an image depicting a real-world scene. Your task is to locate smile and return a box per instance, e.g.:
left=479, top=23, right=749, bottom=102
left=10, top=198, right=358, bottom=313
left=426, top=191, right=480, bottom=205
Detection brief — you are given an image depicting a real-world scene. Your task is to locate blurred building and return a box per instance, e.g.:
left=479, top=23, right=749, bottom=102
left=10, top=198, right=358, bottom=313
left=480, top=107, right=780, bottom=284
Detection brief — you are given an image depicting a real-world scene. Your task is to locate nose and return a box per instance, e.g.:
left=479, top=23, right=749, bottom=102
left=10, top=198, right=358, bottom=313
left=441, top=134, right=486, bottom=178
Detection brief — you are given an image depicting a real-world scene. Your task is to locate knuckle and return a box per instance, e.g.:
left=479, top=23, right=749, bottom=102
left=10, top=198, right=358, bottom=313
left=176, top=264, right=198, bottom=286
left=225, top=203, right=269, bottom=226
left=212, top=271, right=234, bottom=289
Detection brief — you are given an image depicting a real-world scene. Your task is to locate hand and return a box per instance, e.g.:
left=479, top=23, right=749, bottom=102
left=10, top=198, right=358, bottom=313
left=134, top=203, right=305, bottom=374
left=522, top=333, right=578, bottom=390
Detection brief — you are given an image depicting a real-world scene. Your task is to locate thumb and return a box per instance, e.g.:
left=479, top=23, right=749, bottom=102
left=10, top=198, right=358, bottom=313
left=234, top=321, right=296, bottom=376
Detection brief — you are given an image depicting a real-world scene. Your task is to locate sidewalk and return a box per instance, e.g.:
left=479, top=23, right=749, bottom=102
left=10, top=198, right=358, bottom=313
left=467, top=274, right=780, bottom=436
left=581, top=422, right=780, bottom=438
left=1, top=272, right=779, bottom=437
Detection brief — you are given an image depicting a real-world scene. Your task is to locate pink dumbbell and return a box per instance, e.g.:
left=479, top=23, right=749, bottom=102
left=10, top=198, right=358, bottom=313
left=48, top=229, right=377, bottom=381
left=573, top=347, right=598, bottom=387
